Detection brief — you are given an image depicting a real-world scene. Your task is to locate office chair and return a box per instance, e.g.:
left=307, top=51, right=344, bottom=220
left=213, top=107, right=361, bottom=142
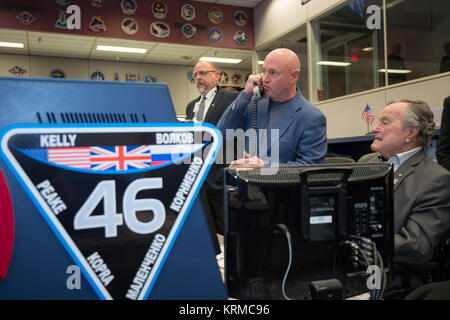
left=401, top=234, right=450, bottom=299
left=399, top=236, right=450, bottom=281
left=385, top=237, right=450, bottom=299
left=324, top=156, right=355, bottom=164
left=404, top=280, right=450, bottom=300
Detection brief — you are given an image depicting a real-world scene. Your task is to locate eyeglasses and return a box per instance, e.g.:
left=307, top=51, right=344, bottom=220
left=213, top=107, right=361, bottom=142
left=193, top=70, right=216, bottom=78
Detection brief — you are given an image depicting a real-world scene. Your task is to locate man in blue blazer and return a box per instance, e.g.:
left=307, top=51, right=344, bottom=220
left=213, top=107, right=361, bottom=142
left=217, top=48, right=327, bottom=168
left=359, top=99, right=450, bottom=265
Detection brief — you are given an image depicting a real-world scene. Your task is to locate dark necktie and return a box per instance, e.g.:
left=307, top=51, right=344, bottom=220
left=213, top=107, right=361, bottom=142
left=195, top=95, right=206, bottom=121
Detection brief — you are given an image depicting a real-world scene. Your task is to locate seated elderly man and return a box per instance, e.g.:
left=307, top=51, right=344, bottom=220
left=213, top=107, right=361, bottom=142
left=359, top=99, right=450, bottom=265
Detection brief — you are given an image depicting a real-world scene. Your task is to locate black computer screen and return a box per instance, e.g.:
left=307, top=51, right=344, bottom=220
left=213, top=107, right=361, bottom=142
left=224, top=163, right=394, bottom=300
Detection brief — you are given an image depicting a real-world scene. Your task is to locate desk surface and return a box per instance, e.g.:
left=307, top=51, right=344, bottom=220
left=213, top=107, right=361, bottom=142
left=328, top=129, right=439, bottom=145
left=328, top=134, right=375, bottom=144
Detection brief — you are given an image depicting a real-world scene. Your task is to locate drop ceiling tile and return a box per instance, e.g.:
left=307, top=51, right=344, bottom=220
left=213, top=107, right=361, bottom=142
left=0, top=29, right=27, bottom=42
left=27, top=31, right=95, bottom=58
left=148, top=43, right=210, bottom=56
left=143, top=43, right=209, bottom=64
left=191, top=0, right=264, bottom=7
left=0, top=27, right=253, bottom=70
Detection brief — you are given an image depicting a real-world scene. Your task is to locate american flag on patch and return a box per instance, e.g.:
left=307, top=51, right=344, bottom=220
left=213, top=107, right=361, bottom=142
left=361, top=104, right=375, bottom=125
left=19, top=145, right=183, bottom=172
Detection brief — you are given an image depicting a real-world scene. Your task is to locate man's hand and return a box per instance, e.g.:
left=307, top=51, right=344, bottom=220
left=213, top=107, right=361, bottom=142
left=244, top=74, right=263, bottom=96
left=230, top=151, right=264, bottom=168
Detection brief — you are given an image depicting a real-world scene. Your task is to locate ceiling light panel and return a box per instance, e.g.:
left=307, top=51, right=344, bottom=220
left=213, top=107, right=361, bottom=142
left=96, top=45, right=147, bottom=53
left=317, top=61, right=351, bottom=67
left=90, top=39, right=156, bottom=62
left=378, top=68, right=412, bottom=74
left=0, top=29, right=27, bottom=54
left=201, top=48, right=252, bottom=67
left=0, top=42, right=24, bottom=48
left=199, top=57, right=242, bottom=63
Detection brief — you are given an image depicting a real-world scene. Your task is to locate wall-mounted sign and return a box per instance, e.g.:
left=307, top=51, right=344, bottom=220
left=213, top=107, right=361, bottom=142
left=233, top=10, right=247, bottom=26
left=121, top=0, right=137, bottom=16
left=187, top=71, right=195, bottom=83
left=89, top=16, right=107, bottom=32
left=150, top=22, right=170, bottom=38
left=152, top=1, right=167, bottom=19
left=8, top=66, right=27, bottom=76
left=233, top=30, right=248, bottom=45
left=90, top=0, right=104, bottom=8
left=219, top=71, right=228, bottom=85
left=55, top=10, right=69, bottom=29
left=0, top=124, right=220, bottom=300
left=143, top=73, right=157, bottom=83
left=126, top=73, right=138, bottom=82
left=54, top=0, right=71, bottom=7
left=181, top=4, right=195, bottom=21
left=208, top=27, right=222, bottom=43
left=231, top=73, right=242, bottom=85
left=50, top=69, right=65, bottom=78
left=121, top=17, right=139, bottom=35
left=208, top=7, right=223, bottom=24
left=16, top=11, right=36, bottom=25
left=91, top=71, right=105, bottom=81
left=317, top=89, right=326, bottom=101
left=181, top=24, right=196, bottom=40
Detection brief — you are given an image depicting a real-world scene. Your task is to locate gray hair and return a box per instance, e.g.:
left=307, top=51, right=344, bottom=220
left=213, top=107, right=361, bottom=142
left=389, top=99, right=435, bottom=147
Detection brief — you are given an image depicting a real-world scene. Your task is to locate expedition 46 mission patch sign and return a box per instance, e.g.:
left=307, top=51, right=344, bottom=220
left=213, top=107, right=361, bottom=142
left=0, top=123, right=221, bottom=300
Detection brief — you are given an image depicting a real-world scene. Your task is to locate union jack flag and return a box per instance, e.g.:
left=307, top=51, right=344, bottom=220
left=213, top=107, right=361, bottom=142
left=81, top=145, right=154, bottom=171
left=20, top=145, right=176, bottom=172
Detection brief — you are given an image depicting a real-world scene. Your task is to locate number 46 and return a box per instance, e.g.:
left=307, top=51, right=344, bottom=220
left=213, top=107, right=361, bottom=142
left=74, top=178, right=165, bottom=238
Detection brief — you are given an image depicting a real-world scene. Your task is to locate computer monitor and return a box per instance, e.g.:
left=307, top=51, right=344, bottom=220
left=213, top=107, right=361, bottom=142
left=224, top=163, right=394, bottom=300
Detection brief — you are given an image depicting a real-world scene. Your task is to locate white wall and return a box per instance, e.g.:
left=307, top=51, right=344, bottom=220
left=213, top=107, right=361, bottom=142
left=0, top=53, right=250, bottom=117
left=254, top=0, right=344, bottom=48
left=255, top=0, right=450, bottom=139
left=316, top=73, right=450, bottom=139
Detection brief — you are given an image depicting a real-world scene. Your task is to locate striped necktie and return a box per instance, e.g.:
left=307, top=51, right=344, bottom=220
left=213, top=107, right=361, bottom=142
left=195, top=95, right=206, bottom=121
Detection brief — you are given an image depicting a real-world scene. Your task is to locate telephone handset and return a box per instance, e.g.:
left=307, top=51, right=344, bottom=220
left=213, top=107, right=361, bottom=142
left=253, top=85, right=265, bottom=99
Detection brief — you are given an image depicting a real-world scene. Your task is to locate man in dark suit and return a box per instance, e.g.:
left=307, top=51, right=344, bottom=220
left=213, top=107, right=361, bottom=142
left=358, top=99, right=450, bottom=265
left=437, top=96, right=450, bottom=171
left=186, top=61, right=238, bottom=124
left=439, top=42, right=450, bottom=74
left=186, top=61, right=238, bottom=236
left=387, top=43, right=407, bottom=84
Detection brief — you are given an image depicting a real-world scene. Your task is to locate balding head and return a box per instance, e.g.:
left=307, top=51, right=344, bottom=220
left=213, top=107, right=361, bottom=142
left=266, top=48, right=300, bottom=72
left=195, top=61, right=218, bottom=72
left=261, top=48, right=301, bottom=102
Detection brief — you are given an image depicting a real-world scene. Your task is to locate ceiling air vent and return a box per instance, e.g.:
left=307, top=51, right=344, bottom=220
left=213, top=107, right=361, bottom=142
left=36, top=112, right=148, bottom=123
